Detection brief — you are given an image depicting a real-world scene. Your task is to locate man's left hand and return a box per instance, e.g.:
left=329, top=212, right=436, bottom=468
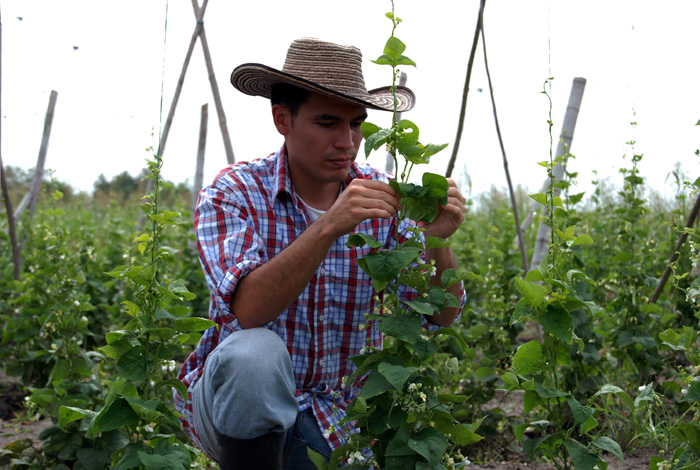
left=423, top=178, right=467, bottom=240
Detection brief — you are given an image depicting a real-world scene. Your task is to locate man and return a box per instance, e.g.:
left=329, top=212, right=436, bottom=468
left=175, top=38, right=467, bottom=470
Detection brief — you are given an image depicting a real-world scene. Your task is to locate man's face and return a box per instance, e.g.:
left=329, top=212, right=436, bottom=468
left=273, top=92, right=368, bottom=195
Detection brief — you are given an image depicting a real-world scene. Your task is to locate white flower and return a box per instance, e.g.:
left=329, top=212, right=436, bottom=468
left=323, top=429, right=332, bottom=439
left=74, top=300, right=80, bottom=307
left=81, top=316, right=88, bottom=322
left=408, top=383, right=417, bottom=392
left=638, top=385, right=646, bottom=392
left=144, top=425, right=154, bottom=433
left=682, top=389, right=688, bottom=395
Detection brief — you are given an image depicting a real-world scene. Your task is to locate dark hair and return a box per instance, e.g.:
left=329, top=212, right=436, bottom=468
left=270, top=83, right=310, bottom=117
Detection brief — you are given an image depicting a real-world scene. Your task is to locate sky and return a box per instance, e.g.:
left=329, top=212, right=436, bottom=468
left=2, top=1, right=699, bottom=202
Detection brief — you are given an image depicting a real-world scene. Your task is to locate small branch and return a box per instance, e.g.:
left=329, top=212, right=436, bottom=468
left=481, top=25, right=528, bottom=273
left=445, top=0, right=486, bottom=178
left=649, top=191, right=700, bottom=304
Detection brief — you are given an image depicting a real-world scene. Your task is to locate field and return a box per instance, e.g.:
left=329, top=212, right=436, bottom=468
left=1, top=155, right=699, bottom=470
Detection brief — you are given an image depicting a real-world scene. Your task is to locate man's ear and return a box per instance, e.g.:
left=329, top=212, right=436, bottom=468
left=272, top=104, right=292, bottom=136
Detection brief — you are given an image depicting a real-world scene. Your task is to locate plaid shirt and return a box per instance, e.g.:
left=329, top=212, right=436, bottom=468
left=175, top=146, right=464, bottom=451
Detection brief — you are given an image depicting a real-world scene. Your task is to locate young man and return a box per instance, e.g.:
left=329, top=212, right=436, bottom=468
left=175, top=38, right=467, bottom=470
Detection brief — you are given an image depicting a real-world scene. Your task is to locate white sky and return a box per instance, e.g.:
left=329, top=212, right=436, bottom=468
left=2, top=1, right=699, bottom=201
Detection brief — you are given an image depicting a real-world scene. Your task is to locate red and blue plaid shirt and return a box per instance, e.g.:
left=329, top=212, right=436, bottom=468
left=175, top=146, right=464, bottom=451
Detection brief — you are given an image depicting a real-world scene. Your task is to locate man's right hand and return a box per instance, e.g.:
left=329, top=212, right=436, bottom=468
left=322, top=179, right=402, bottom=238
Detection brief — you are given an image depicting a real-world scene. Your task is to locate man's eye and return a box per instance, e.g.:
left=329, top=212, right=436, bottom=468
left=318, top=122, right=334, bottom=128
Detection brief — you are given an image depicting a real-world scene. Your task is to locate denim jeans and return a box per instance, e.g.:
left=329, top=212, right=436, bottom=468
left=192, top=328, right=331, bottom=469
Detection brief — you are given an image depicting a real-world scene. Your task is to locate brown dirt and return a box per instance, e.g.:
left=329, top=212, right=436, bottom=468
left=0, top=371, right=51, bottom=450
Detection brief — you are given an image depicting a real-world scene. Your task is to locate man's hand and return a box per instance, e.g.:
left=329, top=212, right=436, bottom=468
left=322, top=179, right=401, bottom=238
left=423, top=178, right=467, bottom=240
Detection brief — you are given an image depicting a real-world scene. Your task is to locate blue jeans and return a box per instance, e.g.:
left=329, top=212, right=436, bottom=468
left=192, top=328, right=332, bottom=469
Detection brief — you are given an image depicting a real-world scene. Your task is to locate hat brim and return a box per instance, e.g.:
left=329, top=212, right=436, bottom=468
left=231, top=63, right=415, bottom=113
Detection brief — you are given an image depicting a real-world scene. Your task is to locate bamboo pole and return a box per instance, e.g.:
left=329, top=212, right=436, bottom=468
left=530, top=77, right=586, bottom=270
left=159, top=0, right=208, bottom=158
left=15, top=90, right=58, bottom=221
left=445, top=0, right=486, bottom=178
left=385, top=72, right=407, bottom=174
left=649, top=192, right=700, bottom=304
left=0, top=8, right=21, bottom=281
left=481, top=26, right=528, bottom=273
left=193, top=103, right=208, bottom=214
left=190, top=0, right=235, bottom=165
left=139, top=0, right=209, bottom=229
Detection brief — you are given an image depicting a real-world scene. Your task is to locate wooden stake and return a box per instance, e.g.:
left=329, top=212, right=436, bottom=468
left=445, top=0, right=485, bottom=178
left=530, top=77, right=586, bottom=270
left=190, top=0, right=235, bottom=165
left=481, top=26, right=528, bottom=273
left=0, top=7, right=20, bottom=280
left=650, top=192, right=700, bottom=304
left=158, top=0, right=209, bottom=158
left=193, top=103, right=208, bottom=214
left=13, top=90, right=58, bottom=221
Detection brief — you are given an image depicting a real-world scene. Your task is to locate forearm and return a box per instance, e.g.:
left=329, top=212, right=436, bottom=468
left=231, top=219, right=338, bottom=329
left=425, top=246, right=461, bottom=326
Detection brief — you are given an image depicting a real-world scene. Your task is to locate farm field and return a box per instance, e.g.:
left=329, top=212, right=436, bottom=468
left=1, top=152, right=699, bottom=470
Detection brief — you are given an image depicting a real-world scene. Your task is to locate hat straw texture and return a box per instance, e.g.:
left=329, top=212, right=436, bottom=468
left=231, top=38, right=415, bottom=112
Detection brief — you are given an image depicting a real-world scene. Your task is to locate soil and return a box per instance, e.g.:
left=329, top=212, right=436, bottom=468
left=0, top=374, right=660, bottom=469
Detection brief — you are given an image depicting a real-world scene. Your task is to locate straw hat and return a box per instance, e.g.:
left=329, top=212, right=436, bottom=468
left=230, top=38, right=415, bottom=112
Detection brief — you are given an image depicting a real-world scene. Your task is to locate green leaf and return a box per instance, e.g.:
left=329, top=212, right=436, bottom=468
left=403, top=300, right=436, bottom=316
left=378, top=363, right=418, bottom=391
left=362, top=247, right=420, bottom=282
left=612, top=251, right=631, bottom=263
left=529, top=192, right=547, bottom=205
left=58, top=406, right=96, bottom=430
left=514, top=277, right=548, bottom=309
left=441, top=268, right=482, bottom=289
left=525, top=269, right=544, bottom=282
left=563, top=438, right=605, bottom=470
left=173, top=317, right=217, bottom=332
left=407, top=427, right=448, bottom=468
left=512, top=340, right=544, bottom=375
left=95, top=397, right=139, bottom=432
left=307, top=447, right=328, bottom=470
left=76, top=448, right=111, bottom=470
left=567, top=397, right=595, bottom=426
left=137, top=451, right=188, bottom=470
left=363, top=126, right=393, bottom=157
left=346, top=233, right=383, bottom=249
left=511, top=298, right=537, bottom=326
left=571, top=234, right=594, bottom=246
left=361, top=121, right=381, bottom=140
left=155, top=379, right=188, bottom=399
left=683, top=380, right=700, bottom=402
left=360, top=368, right=394, bottom=399
left=541, top=303, right=573, bottom=344
left=168, top=280, right=195, bottom=301
left=378, top=314, right=422, bottom=343
left=592, top=437, right=624, bottom=464
left=117, top=346, right=148, bottom=381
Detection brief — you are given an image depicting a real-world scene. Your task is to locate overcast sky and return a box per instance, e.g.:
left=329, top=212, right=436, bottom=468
left=2, top=1, right=699, bottom=201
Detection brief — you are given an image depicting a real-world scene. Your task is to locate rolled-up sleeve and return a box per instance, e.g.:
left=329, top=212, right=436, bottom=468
left=194, top=182, right=268, bottom=330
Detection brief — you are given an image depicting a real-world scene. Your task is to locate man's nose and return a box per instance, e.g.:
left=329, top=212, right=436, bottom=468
left=334, top=125, right=355, bottom=150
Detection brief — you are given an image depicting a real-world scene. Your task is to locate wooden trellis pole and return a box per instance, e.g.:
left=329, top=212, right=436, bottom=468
left=649, top=192, right=700, bottom=304
left=445, top=0, right=486, bottom=179
left=481, top=25, right=528, bottom=273
left=0, top=7, right=20, bottom=281
left=14, top=90, right=58, bottom=221
left=193, top=103, right=208, bottom=214
left=529, top=77, right=586, bottom=270
left=190, top=0, right=235, bottom=166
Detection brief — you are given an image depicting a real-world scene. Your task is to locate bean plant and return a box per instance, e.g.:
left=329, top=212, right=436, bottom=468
left=310, top=3, right=482, bottom=469
left=54, top=152, right=215, bottom=470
